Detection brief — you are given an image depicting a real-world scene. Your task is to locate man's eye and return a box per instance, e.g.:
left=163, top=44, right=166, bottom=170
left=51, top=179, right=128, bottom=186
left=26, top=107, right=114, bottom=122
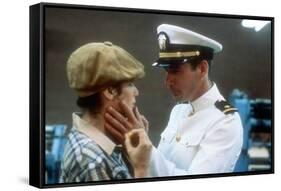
left=166, top=69, right=180, bottom=74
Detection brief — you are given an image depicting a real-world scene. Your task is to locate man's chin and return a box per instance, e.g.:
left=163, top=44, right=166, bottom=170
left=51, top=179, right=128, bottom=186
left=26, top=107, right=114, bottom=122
left=172, top=95, right=182, bottom=101
left=173, top=95, right=189, bottom=103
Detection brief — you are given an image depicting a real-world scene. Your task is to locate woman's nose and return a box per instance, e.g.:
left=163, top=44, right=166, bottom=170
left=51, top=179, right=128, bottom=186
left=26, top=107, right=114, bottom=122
left=134, top=86, right=139, bottom=96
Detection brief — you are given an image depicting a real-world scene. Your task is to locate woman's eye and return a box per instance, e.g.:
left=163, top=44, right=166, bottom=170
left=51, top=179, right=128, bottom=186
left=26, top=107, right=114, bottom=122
left=128, top=82, right=134, bottom=87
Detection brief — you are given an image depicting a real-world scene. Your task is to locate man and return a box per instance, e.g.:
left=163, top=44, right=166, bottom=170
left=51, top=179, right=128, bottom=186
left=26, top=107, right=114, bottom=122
left=105, top=24, right=243, bottom=177
left=60, top=41, right=147, bottom=182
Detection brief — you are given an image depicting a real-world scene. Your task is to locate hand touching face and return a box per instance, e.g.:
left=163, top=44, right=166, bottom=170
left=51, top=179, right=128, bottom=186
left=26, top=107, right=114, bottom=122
left=104, top=101, right=149, bottom=144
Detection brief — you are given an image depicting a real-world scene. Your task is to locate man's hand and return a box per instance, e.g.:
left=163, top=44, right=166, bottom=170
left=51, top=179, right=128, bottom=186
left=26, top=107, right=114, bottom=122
left=104, top=101, right=149, bottom=144
left=125, top=128, right=152, bottom=178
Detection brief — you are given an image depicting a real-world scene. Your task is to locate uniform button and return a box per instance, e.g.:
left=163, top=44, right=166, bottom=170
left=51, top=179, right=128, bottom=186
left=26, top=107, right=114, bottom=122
left=188, top=112, right=194, bottom=117
left=104, top=41, right=113, bottom=46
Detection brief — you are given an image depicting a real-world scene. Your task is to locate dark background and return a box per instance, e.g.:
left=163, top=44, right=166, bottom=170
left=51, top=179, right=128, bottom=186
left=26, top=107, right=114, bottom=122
left=45, top=6, right=272, bottom=144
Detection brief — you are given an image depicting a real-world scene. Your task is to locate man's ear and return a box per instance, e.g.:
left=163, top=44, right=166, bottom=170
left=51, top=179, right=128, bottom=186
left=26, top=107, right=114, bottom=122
left=102, top=87, right=117, bottom=100
left=198, top=60, right=209, bottom=77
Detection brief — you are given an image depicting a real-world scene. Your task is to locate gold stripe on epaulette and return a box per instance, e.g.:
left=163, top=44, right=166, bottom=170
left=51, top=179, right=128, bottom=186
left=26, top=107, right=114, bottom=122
left=224, top=105, right=231, bottom=109
left=223, top=108, right=237, bottom=114
left=159, top=51, right=200, bottom=58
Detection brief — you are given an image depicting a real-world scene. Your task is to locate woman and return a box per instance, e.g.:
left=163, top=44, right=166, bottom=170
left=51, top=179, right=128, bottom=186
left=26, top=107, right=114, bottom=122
left=60, top=41, right=148, bottom=182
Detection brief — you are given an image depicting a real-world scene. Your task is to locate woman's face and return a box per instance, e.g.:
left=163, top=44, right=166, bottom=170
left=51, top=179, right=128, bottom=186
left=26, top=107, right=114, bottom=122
left=116, top=81, right=139, bottom=110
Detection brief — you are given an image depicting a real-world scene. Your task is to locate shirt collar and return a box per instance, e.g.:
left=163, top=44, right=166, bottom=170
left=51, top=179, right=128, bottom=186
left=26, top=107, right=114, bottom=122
left=72, top=112, right=117, bottom=155
left=190, top=83, right=225, bottom=113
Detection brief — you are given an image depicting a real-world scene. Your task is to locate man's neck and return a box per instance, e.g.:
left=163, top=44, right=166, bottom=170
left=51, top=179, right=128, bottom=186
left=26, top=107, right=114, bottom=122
left=190, top=79, right=213, bottom=102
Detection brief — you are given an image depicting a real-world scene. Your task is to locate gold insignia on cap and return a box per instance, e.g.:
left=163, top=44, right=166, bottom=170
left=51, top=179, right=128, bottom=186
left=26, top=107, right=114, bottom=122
left=158, top=33, right=167, bottom=51
left=159, top=51, right=200, bottom=58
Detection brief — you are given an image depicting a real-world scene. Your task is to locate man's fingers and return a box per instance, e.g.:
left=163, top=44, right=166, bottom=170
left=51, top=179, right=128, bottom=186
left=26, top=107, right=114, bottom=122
left=126, top=128, right=150, bottom=148
left=124, top=133, right=131, bottom=149
left=133, top=107, right=149, bottom=132
left=120, top=101, right=137, bottom=123
left=124, top=131, right=134, bottom=152
left=104, top=112, right=128, bottom=133
left=106, top=106, right=132, bottom=129
left=133, top=107, right=142, bottom=121
left=125, top=129, right=140, bottom=147
left=136, top=128, right=147, bottom=141
left=141, top=115, right=149, bottom=132
left=124, top=128, right=152, bottom=178
left=104, top=122, right=124, bottom=144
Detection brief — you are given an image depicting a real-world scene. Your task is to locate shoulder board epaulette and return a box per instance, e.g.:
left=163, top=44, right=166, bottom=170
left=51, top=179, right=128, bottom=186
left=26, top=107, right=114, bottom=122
left=215, top=100, right=238, bottom=115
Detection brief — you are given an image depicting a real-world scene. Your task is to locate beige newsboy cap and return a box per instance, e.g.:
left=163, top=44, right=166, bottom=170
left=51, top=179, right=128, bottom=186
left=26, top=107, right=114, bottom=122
left=67, top=41, right=145, bottom=97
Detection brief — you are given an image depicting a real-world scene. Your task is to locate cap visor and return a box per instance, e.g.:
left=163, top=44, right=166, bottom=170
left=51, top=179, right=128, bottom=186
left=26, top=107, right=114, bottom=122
left=152, top=59, right=172, bottom=68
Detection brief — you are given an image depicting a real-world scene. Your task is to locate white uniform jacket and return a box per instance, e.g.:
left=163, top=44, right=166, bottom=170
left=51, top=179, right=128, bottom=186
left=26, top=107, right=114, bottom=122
left=149, top=83, right=243, bottom=176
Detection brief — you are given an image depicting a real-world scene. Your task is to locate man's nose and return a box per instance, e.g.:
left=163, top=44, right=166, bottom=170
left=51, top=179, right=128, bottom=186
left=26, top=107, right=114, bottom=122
left=165, top=72, right=173, bottom=88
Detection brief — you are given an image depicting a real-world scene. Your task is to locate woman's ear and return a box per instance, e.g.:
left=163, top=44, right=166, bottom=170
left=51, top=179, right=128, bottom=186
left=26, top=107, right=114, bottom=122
left=102, top=87, right=118, bottom=100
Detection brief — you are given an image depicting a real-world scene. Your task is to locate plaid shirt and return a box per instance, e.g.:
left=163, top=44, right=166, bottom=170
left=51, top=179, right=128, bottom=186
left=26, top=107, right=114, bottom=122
left=60, top=113, right=132, bottom=183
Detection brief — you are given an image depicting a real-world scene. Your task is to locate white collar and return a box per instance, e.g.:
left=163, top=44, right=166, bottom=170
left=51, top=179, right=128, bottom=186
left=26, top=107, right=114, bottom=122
left=72, top=112, right=116, bottom=155
left=190, top=83, right=225, bottom=113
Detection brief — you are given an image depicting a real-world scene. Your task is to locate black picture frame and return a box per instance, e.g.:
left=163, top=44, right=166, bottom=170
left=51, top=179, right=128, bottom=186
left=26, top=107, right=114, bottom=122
left=30, top=2, right=274, bottom=188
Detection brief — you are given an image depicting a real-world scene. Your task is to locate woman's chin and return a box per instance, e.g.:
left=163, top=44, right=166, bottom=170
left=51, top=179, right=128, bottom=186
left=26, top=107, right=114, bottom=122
left=127, top=104, right=134, bottom=111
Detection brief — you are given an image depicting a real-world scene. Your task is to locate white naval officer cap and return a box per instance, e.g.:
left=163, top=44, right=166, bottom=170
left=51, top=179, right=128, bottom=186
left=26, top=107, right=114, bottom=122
left=153, top=24, right=223, bottom=68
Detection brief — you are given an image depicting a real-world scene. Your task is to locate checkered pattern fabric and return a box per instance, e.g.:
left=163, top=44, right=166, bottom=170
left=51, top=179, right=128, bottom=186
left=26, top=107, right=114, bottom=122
left=59, top=127, right=132, bottom=183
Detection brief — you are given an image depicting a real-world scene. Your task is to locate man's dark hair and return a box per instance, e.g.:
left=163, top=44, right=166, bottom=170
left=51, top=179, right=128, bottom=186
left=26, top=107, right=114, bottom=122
left=188, top=57, right=213, bottom=73
left=187, top=47, right=214, bottom=72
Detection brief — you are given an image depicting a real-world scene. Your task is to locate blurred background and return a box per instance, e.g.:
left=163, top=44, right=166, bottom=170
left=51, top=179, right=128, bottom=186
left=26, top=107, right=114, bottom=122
left=43, top=5, right=272, bottom=184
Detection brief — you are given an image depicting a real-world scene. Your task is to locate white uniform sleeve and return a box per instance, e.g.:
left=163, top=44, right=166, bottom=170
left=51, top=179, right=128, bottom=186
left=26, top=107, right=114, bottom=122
left=148, top=104, right=188, bottom=177
left=148, top=146, right=187, bottom=177
left=148, top=112, right=243, bottom=176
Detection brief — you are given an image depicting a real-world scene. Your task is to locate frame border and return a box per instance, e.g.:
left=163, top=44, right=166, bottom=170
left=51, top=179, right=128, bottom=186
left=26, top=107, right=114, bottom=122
left=29, top=2, right=274, bottom=188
